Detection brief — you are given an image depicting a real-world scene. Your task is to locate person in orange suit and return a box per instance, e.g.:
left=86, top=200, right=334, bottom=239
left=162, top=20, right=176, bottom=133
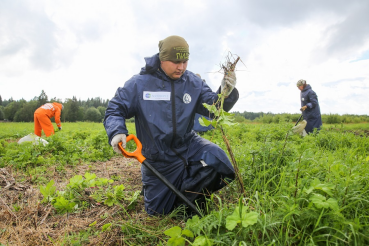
left=34, top=102, right=63, bottom=137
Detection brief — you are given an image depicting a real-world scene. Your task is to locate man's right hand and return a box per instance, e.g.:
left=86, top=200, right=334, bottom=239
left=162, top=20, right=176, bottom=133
left=221, top=71, right=237, bottom=96
left=111, top=134, right=126, bottom=154
left=300, top=106, right=307, bottom=111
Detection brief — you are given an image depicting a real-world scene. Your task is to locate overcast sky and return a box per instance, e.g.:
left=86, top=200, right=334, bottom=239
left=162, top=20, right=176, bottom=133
left=1, top=0, right=368, bottom=115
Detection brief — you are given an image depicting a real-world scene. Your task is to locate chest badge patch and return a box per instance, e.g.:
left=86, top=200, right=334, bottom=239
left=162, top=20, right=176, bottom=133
left=302, top=98, right=305, bottom=101
left=143, top=91, right=170, bottom=100
left=183, top=93, right=191, bottom=104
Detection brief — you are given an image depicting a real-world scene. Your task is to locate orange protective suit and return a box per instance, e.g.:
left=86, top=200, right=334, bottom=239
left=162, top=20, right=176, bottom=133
left=34, top=102, right=63, bottom=137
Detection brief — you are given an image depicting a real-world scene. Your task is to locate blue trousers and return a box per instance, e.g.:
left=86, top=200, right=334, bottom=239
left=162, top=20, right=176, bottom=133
left=305, top=116, right=322, bottom=134
left=141, top=135, right=235, bottom=215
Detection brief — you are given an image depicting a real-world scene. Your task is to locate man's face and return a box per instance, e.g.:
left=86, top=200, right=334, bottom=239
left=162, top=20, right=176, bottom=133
left=161, top=60, right=188, bottom=80
left=298, top=85, right=304, bottom=91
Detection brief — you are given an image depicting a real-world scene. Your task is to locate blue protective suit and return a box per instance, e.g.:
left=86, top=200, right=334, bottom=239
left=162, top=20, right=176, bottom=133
left=104, top=53, right=238, bottom=215
left=300, top=84, right=322, bottom=133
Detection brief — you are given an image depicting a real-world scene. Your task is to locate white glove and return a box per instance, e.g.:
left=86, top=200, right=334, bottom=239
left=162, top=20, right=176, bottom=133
left=221, top=71, right=237, bottom=96
left=111, top=134, right=126, bottom=154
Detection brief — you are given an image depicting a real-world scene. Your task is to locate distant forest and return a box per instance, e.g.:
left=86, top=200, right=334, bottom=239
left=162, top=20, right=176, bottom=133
left=0, top=90, right=109, bottom=123
left=0, top=91, right=368, bottom=124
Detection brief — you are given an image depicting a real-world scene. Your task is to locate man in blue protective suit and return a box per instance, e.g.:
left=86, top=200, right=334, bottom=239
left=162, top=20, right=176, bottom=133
left=297, top=79, right=322, bottom=134
left=104, top=35, right=239, bottom=216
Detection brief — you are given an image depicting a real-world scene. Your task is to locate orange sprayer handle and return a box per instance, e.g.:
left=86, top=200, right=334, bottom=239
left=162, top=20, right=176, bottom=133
left=118, top=135, right=146, bottom=163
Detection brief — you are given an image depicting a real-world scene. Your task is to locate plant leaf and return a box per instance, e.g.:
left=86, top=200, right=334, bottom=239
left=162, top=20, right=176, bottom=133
left=84, top=172, right=96, bottom=181
left=310, top=193, right=330, bottom=209
left=181, top=229, right=194, bottom=238
left=241, top=211, right=259, bottom=227
left=193, top=236, right=209, bottom=246
left=53, top=196, right=75, bottom=214
left=226, top=207, right=241, bottom=230
left=164, top=226, right=181, bottom=238
left=304, top=178, right=334, bottom=196
left=167, top=237, right=185, bottom=246
left=114, top=184, right=125, bottom=200
left=40, top=180, right=56, bottom=203
left=327, top=198, right=339, bottom=211
left=67, top=175, right=83, bottom=189
left=199, top=117, right=213, bottom=127
left=101, top=223, right=112, bottom=232
left=127, top=190, right=141, bottom=209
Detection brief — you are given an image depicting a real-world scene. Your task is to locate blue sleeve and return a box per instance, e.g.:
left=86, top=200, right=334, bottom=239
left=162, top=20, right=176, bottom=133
left=307, top=90, right=318, bottom=109
left=103, top=78, right=137, bottom=144
left=196, top=81, right=239, bottom=116
left=222, top=87, right=239, bottom=112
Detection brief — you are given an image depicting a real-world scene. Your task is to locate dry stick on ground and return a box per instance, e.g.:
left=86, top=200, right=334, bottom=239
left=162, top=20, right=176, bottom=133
left=218, top=53, right=246, bottom=196
left=0, top=168, right=26, bottom=191
left=38, top=205, right=53, bottom=226
left=0, top=168, right=15, bottom=190
left=0, top=195, right=18, bottom=219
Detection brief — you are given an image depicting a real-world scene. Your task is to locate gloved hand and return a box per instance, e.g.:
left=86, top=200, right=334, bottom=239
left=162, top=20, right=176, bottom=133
left=221, top=71, right=237, bottom=96
left=300, top=106, right=307, bottom=111
left=58, top=127, right=62, bottom=130
left=111, top=134, right=126, bottom=154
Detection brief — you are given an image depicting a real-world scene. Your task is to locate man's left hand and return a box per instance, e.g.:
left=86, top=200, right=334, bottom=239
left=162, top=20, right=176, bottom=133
left=221, top=71, right=237, bottom=96
left=300, top=106, right=307, bottom=111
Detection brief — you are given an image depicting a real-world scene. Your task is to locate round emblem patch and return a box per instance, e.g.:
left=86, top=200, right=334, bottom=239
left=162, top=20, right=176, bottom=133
left=302, top=98, right=304, bottom=101
left=183, top=93, right=191, bottom=104
left=145, top=93, right=151, bottom=99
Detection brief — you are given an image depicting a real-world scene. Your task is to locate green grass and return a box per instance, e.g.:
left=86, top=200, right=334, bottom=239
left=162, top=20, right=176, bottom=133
left=0, top=122, right=136, bottom=185
left=183, top=122, right=369, bottom=245
left=1, top=121, right=369, bottom=245
left=0, top=121, right=136, bottom=139
left=324, top=122, right=369, bottom=130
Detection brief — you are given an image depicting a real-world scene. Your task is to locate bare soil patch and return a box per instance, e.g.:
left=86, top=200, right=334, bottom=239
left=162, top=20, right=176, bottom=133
left=327, top=127, right=369, bottom=137
left=0, top=157, right=172, bottom=245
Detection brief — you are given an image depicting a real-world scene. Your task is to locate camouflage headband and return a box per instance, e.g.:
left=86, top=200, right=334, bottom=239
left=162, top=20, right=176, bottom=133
left=296, top=79, right=306, bottom=87
left=159, top=35, right=189, bottom=62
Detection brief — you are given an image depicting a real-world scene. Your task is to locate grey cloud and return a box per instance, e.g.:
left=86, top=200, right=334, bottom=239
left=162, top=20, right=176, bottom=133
left=323, top=77, right=367, bottom=87
left=128, top=0, right=369, bottom=83
left=72, top=21, right=107, bottom=43
left=28, top=15, right=59, bottom=70
left=351, top=50, right=369, bottom=62
left=0, top=0, right=107, bottom=72
left=225, top=0, right=369, bottom=63
left=277, top=82, right=290, bottom=87
left=324, top=2, right=369, bottom=59
left=344, top=94, right=367, bottom=101
left=221, top=0, right=369, bottom=62
left=243, top=91, right=268, bottom=97
left=0, top=0, right=60, bottom=71
left=235, top=0, right=359, bottom=27
left=0, top=37, right=28, bottom=57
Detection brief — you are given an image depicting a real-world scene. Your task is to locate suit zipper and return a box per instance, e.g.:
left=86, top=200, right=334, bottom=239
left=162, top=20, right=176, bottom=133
left=170, top=80, right=187, bottom=167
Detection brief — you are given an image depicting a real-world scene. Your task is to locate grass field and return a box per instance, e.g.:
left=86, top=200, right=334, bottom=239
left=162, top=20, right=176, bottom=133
left=1, top=121, right=369, bottom=245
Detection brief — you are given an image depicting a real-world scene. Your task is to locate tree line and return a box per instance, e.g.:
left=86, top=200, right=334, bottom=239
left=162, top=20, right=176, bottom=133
left=233, top=111, right=369, bottom=124
left=0, top=91, right=109, bottom=123
left=0, top=91, right=368, bottom=124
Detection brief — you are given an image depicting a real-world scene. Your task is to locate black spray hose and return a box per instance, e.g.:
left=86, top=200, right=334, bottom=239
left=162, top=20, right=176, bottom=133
left=295, top=115, right=303, bottom=126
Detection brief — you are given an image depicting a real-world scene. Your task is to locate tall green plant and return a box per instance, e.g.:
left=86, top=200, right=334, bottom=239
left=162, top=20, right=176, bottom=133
left=199, top=54, right=245, bottom=195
